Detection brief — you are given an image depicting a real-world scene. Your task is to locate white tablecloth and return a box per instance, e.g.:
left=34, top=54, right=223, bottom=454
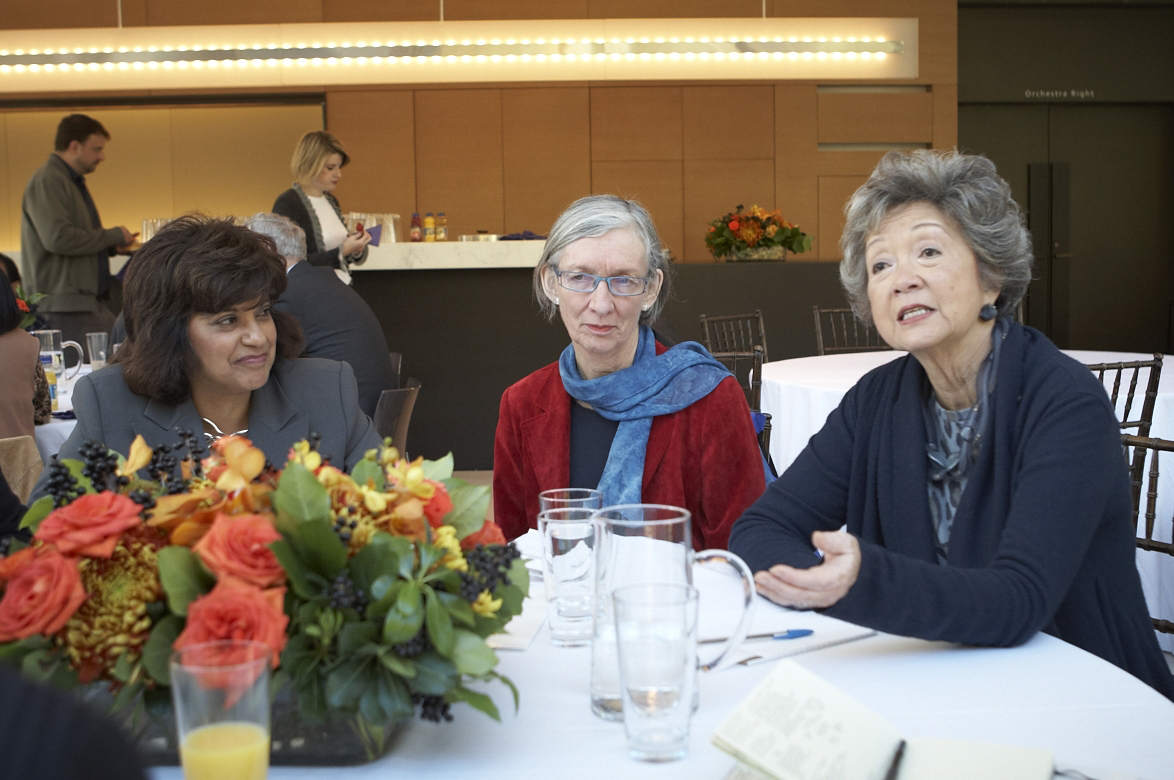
left=761, top=349, right=1174, bottom=653
left=148, top=587, right=1174, bottom=780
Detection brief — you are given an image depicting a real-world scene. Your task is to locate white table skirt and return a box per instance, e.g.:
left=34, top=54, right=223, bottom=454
left=760, top=349, right=1174, bottom=653
left=148, top=597, right=1174, bottom=780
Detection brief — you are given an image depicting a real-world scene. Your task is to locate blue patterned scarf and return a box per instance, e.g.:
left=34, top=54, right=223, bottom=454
left=559, top=325, right=730, bottom=506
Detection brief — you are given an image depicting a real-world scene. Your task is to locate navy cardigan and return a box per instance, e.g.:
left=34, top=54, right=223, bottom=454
left=730, top=323, right=1174, bottom=699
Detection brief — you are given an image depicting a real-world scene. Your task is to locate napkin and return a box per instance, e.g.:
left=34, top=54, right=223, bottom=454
left=487, top=580, right=546, bottom=651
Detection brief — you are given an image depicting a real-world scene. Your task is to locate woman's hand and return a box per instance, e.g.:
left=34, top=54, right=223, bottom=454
left=341, top=229, right=371, bottom=259
left=753, top=530, right=862, bottom=610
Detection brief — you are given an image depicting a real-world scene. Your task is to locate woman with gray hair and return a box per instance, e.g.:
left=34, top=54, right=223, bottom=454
left=731, top=150, right=1174, bottom=699
left=493, top=195, right=766, bottom=550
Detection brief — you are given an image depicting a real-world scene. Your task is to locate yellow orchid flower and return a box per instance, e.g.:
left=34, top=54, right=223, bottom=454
left=433, top=525, right=468, bottom=572
left=118, top=435, right=153, bottom=477
left=472, top=590, right=502, bottom=616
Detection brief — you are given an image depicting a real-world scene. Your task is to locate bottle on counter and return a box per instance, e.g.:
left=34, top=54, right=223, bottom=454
left=409, top=213, right=423, bottom=242
left=436, top=212, right=448, bottom=242
left=424, top=213, right=436, bottom=242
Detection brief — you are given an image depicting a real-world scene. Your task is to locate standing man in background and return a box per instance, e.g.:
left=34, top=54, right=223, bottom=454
left=21, top=114, right=134, bottom=348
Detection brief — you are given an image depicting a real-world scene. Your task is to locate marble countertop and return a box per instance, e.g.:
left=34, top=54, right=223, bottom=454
left=354, top=240, right=545, bottom=271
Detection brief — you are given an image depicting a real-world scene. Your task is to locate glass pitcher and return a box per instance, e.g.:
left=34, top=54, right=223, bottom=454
left=32, top=329, right=83, bottom=380
left=589, top=504, right=754, bottom=721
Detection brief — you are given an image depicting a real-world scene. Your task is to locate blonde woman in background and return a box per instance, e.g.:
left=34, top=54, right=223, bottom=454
left=272, top=130, right=371, bottom=285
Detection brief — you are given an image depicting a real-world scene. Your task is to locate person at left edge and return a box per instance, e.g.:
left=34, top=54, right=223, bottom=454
left=493, top=195, right=766, bottom=551
left=29, top=215, right=381, bottom=500
left=20, top=114, right=135, bottom=349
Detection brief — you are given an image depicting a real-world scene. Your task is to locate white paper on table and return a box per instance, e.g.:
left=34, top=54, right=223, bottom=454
left=487, top=580, right=546, bottom=651
left=513, top=528, right=544, bottom=581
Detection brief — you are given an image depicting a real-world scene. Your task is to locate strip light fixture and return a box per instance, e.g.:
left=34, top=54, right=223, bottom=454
left=0, top=18, right=918, bottom=92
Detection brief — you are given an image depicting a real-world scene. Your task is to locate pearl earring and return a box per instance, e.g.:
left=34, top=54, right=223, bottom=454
left=555, top=296, right=560, bottom=306
left=642, top=303, right=651, bottom=311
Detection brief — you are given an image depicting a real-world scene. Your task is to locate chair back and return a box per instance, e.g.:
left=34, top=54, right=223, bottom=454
left=1120, top=434, right=1174, bottom=634
left=372, top=378, right=421, bottom=456
left=0, top=435, right=42, bottom=505
left=700, top=310, right=768, bottom=361
left=751, top=411, right=776, bottom=480
left=1084, top=354, right=1162, bottom=437
left=812, top=306, right=891, bottom=355
left=713, top=347, right=764, bottom=411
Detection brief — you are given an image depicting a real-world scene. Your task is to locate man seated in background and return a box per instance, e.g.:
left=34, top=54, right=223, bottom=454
left=245, top=213, right=395, bottom=419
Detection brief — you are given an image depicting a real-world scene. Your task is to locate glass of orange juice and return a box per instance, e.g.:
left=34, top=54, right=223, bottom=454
left=170, top=640, right=272, bottom=780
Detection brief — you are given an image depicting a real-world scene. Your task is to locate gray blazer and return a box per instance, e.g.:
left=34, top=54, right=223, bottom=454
left=33, top=358, right=382, bottom=499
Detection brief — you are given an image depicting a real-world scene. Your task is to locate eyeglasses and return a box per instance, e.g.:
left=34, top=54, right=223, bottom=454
left=553, top=269, right=650, bottom=296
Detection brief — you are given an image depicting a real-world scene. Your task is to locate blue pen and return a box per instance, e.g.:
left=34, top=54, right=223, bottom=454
left=698, top=629, right=812, bottom=645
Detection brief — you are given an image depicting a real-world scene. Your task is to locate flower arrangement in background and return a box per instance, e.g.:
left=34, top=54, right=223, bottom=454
left=0, top=433, right=525, bottom=758
left=15, top=284, right=45, bottom=331
left=705, top=204, right=812, bottom=260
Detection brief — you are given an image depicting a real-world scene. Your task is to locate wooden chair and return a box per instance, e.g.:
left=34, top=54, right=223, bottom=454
left=751, top=411, right=776, bottom=479
left=1120, top=434, right=1174, bottom=634
left=0, top=435, right=42, bottom=504
left=372, top=378, right=420, bottom=456
left=1084, top=354, right=1163, bottom=438
left=700, top=310, right=768, bottom=361
left=812, top=306, right=891, bottom=356
left=713, top=347, right=764, bottom=411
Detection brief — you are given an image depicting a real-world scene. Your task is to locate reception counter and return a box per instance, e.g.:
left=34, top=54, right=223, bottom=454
left=356, top=240, right=545, bottom=271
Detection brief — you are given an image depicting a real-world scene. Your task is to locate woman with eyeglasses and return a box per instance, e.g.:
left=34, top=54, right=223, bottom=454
left=492, top=195, right=766, bottom=550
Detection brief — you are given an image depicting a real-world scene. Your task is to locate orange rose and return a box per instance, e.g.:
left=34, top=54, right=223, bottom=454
left=0, top=545, right=87, bottom=641
left=460, top=521, right=507, bottom=550
left=423, top=482, right=453, bottom=529
left=35, top=491, right=143, bottom=558
left=174, top=579, right=288, bottom=667
left=728, top=219, right=740, bottom=231
left=193, top=513, right=285, bottom=589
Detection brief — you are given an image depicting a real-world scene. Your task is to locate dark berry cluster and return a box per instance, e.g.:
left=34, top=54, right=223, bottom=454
left=331, top=507, right=359, bottom=544
left=175, top=428, right=207, bottom=478
left=44, top=457, right=82, bottom=507
left=127, top=489, right=157, bottom=511
left=325, top=570, right=368, bottom=611
left=0, top=536, right=13, bottom=557
left=411, top=692, right=452, bottom=723
left=79, top=440, right=124, bottom=492
left=457, top=542, right=522, bottom=602
left=392, top=627, right=432, bottom=658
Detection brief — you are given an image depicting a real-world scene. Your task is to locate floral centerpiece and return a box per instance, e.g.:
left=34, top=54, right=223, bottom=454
left=0, top=433, right=526, bottom=763
left=15, top=283, right=45, bottom=331
left=705, top=204, right=812, bottom=261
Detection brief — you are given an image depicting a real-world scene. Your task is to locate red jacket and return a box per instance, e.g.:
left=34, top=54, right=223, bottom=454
left=492, top=346, right=766, bottom=550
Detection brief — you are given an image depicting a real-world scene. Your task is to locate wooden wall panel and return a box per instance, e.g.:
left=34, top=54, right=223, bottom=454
left=818, top=149, right=888, bottom=177
left=324, top=0, right=438, bottom=23
left=0, top=120, right=10, bottom=253
left=775, top=84, right=821, bottom=259
left=501, top=88, right=591, bottom=236
left=414, top=90, right=504, bottom=238
left=326, top=91, right=416, bottom=225
left=591, top=160, right=683, bottom=263
left=170, top=105, right=320, bottom=218
left=932, top=83, right=959, bottom=150
left=446, top=0, right=588, bottom=19
left=145, top=0, right=321, bottom=25
left=1, top=0, right=118, bottom=29
left=818, top=175, right=868, bottom=260
left=590, top=87, right=683, bottom=162
left=817, top=92, right=935, bottom=144
left=590, top=0, right=763, bottom=17
left=683, top=86, right=774, bottom=161
left=682, top=159, right=775, bottom=263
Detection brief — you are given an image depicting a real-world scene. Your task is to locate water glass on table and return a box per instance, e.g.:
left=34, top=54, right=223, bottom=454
left=537, top=507, right=596, bottom=646
left=538, top=488, right=603, bottom=513
left=613, top=583, right=699, bottom=762
left=170, top=639, right=272, bottom=780
left=86, top=332, right=108, bottom=370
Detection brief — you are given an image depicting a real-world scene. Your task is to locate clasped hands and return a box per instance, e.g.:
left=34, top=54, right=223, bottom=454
left=753, top=530, right=862, bottom=611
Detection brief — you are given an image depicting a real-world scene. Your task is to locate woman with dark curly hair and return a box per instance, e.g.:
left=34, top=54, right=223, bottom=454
left=32, top=216, right=380, bottom=493
left=731, top=149, right=1174, bottom=699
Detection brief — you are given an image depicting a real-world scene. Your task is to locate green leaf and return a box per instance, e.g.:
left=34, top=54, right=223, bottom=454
left=359, top=684, right=385, bottom=726
left=269, top=538, right=319, bottom=600
left=349, top=457, right=385, bottom=491
left=272, top=462, right=332, bottom=531
left=325, top=657, right=371, bottom=710
left=436, top=590, right=476, bottom=628
left=415, top=541, right=444, bottom=578
left=0, top=636, right=50, bottom=666
left=444, top=483, right=491, bottom=540
left=348, top=532, right=403, bottom=596
left=338, top=621, right=380, bottom=656
left=377, top=649, right=416, bottom=678
left=408, top=652, right=458, bottom=696
left=446, top=685, right=501, bottom=722
left=376, top=669, right=413, bottom=720
left=382, top=584, right=424, bottom=645
left=365, top=576, right=401, bottom=621
left=423, top=586, right=455, bottom=657
left=450, top=629, right=498, bottom=676
left=489, top=671, right=520, bottom=713
left=157, top=547, right=214, bottom=616
left=18, top=495, right=54, bottom=532
left=62, top=459, right=95, bottom=495
left=296, top=518, right=348, bottom=581
left=141, top=614, right=183, bottom=685
left=422, top=452, right=454, bottom=482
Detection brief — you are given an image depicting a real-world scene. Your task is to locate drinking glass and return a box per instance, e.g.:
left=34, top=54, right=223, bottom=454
left=537, top=507, right=596, bottom=646
left=538, top=488, right=603, bottom=513
left=32, top=329, right=82, bottom=379
left=590, top=504, right=753, bottom=721
left=170, top=640, right=272, bottom=780
left=86, top=332, right=108, bottom=370
left=613, top=583, right=698, bottom=762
